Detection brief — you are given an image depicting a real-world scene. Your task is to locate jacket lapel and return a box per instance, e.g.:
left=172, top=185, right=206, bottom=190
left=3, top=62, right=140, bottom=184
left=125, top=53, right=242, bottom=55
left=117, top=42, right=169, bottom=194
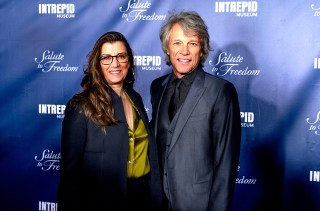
left=154, top=75, right=171, bottom=137
left=124, top=88, right=149, bottom=130
left=168, top=69, right=206, bottom=153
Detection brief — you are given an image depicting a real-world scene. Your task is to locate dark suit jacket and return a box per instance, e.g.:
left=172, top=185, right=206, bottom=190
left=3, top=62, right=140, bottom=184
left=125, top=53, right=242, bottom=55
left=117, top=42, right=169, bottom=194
left=150, top=68, right=241, bottom=211
left=58, top=87, right=162, bottom=211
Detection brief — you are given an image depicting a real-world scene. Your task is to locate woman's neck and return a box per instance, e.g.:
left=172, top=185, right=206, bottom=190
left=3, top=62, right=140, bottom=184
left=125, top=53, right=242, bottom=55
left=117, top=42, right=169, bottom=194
left=110, top=84, right=124, bottom=96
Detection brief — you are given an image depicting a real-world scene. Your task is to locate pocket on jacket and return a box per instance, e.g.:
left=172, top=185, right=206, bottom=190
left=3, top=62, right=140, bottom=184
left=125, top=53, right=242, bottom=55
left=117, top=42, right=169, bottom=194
left=189, top=113, right=207, bottom=122
left=192, top=181, right=210, bottom=194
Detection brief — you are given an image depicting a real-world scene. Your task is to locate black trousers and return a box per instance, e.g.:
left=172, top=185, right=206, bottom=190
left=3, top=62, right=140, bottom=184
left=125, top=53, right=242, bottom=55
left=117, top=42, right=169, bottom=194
left=127, top=174, right=151, bottom=211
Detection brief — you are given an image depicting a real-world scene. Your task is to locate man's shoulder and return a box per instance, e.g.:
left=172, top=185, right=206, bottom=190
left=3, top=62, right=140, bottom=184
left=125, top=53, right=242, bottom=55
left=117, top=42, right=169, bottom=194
left=151, top=73, right=171, bottom=87
left=203, top=70, right=233, bottom=86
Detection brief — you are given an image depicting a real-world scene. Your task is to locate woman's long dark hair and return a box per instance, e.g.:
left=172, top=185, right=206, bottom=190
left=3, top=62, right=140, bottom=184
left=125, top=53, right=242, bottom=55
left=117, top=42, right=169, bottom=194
left=71, top=31, right=135, bottom=131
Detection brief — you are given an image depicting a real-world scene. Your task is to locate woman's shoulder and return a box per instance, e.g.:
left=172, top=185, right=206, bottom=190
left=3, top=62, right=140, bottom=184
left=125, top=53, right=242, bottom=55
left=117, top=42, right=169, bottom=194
left=62, top=96, right=89, bottom=125
left=64, top=94, right=88, bottom=115
left=67, top=94, right=83, bottom=107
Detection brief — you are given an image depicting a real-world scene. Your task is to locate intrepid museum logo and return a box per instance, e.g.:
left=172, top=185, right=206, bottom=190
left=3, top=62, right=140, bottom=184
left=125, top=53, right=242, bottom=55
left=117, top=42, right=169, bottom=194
left=35, top=50, right=78, bottom=73
left=306, top=111, right=320, bottom=135
left=38, top=104, right=66, bottom=119
left=215, top=1, right=258, bottom=17
left=310, top=171, right=320, bottom=182
left=119, top=0, right=166, bottom=22
left=134, top=55, right=162, bottom=71
left=38, top=201, right=58, bottom=211
left=209, top=52, right=260, bottom=76
left=38, top=3, right=75, bottom=19
left=35, top=149, right=60, bottom=171
left=240, top=112, right=255, bottom=128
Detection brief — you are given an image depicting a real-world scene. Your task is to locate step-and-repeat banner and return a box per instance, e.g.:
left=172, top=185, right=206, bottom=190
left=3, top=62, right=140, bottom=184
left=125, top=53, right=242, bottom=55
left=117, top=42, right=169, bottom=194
left=1, top=1, right=320, bottom=210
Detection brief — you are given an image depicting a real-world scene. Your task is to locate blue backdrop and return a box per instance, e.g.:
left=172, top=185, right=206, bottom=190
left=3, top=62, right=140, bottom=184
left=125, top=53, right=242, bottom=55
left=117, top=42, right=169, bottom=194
left=1, top=1, right=320, bottom=210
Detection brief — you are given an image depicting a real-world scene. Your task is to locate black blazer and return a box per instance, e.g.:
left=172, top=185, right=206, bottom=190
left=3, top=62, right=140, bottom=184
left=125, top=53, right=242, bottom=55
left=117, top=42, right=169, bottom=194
left=58, top=87, right=162, bottom=211
left=150, top=68, right=241, bottom=211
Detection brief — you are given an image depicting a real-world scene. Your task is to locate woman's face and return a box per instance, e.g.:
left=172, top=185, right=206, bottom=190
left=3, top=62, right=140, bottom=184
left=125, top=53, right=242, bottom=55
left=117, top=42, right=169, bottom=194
left=100, top=41, right=130, bottom=88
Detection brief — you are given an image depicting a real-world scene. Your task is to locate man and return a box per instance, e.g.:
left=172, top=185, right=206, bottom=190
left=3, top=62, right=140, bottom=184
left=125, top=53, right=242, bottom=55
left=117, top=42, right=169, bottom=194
left=150, top=11, right=241, bottom=211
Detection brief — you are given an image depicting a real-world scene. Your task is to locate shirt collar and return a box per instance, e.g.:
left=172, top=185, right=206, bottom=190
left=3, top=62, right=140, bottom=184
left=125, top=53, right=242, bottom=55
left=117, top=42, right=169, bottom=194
left=171, top=66, right=199, bottom=86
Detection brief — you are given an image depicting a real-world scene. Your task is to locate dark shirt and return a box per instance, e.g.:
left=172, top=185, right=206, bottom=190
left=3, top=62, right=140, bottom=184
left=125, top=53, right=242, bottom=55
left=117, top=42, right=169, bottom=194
left=167, top=68, right=198, bottom=118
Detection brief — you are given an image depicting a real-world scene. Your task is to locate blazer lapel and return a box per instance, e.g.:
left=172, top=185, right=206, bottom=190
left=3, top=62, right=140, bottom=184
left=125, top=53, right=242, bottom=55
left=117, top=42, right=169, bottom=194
left=125, top=88, right=149, bottom=130
left=168, top=69, right=206, bottom=153
left=153, top=75, right=171, bottom=137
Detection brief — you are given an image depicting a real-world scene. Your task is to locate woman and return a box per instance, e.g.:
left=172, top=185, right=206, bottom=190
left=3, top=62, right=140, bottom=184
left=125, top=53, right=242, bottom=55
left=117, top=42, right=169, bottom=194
left=58, top=31, right=162, bottom=210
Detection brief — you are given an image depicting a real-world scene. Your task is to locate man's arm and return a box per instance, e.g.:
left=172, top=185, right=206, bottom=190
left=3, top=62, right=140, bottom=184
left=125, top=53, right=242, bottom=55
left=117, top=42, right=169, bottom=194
left=209, top=82, right=241, bottom=211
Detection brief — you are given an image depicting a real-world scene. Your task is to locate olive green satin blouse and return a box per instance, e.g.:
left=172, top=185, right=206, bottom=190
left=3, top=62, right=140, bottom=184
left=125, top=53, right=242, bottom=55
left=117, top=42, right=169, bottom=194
left=126, top=93, right=150, bottom=178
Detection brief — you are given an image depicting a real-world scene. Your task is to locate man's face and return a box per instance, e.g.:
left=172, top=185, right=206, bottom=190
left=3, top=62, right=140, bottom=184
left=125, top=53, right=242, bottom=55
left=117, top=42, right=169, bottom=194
left=167, top=23, right=202, bottom=78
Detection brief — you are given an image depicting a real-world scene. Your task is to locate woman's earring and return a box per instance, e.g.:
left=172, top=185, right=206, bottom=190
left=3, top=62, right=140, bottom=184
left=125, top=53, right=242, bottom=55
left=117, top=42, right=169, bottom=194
left=125, top=68, right=134, bottom=83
